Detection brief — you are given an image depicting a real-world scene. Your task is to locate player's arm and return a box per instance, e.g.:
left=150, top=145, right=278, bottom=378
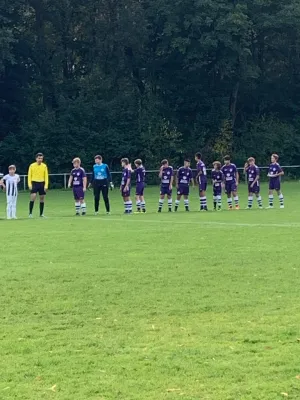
left=44, top=165, right=49, bottom=190
left=68, top=174, right=73, bottom=188
left=236, top=171, right=239, bottom=185
left=1, top=179, right=6, bottom=190
left=106, top=165, right=114, bottom=189
left=244, top=163, right=249, bottom=174
left=124, top=171, right=131, bottom=190
left=170, top=171, right=174, bottom=189
left=83, top=176, right=87, bottom=192
left=159, top=166, right=163, bottom=178
left=28, top=164, right=32, bottom=189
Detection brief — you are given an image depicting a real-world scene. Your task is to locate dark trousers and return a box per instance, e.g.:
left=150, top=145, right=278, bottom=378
left=93, top=180, right=110, bottom=212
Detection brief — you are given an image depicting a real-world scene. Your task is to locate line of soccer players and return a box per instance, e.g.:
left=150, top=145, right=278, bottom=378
left=118, top=152, right=285, bottom=214
left=0, top=152, right=285, bottom=219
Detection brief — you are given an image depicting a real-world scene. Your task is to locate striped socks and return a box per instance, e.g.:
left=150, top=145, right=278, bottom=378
left=124, top=201, right=132, bottom=213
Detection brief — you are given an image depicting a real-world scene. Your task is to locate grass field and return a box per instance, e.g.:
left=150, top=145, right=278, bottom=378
left=0, top=183, right=300, bottom=400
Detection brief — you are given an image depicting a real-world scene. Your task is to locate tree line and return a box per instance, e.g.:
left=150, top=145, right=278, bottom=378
left=1, top=0, right=300, bottom=173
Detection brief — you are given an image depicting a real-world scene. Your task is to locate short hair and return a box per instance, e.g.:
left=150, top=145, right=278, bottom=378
left=248, top=157, right=255, bottom=163
left=94, top=155, right=102, bottom=160
left=224, top=155, right=231, bottom=161
left=272, top=153, right=279, bottom=161
left=184, top=158, right=191, bottom=163
left=72, top=157, right=81, bottom=164
left=121, top=158, right=129, bottom=165
left=161, top=159, right=168, bottom=165
left=36, top=153, right=44, bottom=158
left=195, top=152, right=202, bottom=159
left=134, top=159, right=142, bottom=166
left=8, top=165, right=16, bottom=170
left=213, top=161, right=221, bottom=169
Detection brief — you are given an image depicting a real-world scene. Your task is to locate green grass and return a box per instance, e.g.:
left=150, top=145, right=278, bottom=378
left=0, top=183, right=300, bottom=400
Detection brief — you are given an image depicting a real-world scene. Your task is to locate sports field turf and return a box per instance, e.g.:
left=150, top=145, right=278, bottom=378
left=0, top=183, right=300, bottom=400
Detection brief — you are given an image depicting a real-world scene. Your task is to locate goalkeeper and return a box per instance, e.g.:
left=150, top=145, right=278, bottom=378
left=90, top=155, right=114, bottom=215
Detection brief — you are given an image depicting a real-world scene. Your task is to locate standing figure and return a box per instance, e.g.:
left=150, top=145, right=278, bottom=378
left=174, top=159, right=194, bottom=212
left=244, top=157, right=263, bottom=209
left=28, top=153, right=49, bottom=218
left=120, top=158, right=132, bottom=214
left=91, top=155, right=113, bottom=215
left=267, top=154, right=284, bottom=209
left=158, top=159, right=173, bottom=212
left=221, top=155, right=239, bottom=210
left=134, top=159, right=146, bottom=213
left=211, top=161, right=223, bottom=211
left=68, top=158, right=87, bottom=215
left=2, top=165, right=20, bottom=219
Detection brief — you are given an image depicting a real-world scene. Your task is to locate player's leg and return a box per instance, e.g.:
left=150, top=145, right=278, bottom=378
left=217, top=193, right=222, bottom=210
left=101, top=185, right=110, bottom=214
left=199, top=187, right=207, bottom=211
left=267, top=188, right=274, bottom=208
left=39, top=194, right=45, bottom=217
left=277, top=189, right=284, bottom=208
left=29, top=191, right=37, bottom=217
left=11, top=195, right=17, bottom=219
left=255, top=186, right=263, bottom=209
left=123, top=195, right=132, bottom=214
left=174, top=193, right=181, bottom=211
left=93, top=183, right=101, bottom=214
left=213, top=188, right=217, bottom=211
left=183, top=194, right=189, bottom=211
left=226, top=188, right=232, bottom=210
left=158, top=193, right=165, bottom=212
left=6, top=195, right=12, bottom=219
left=73, top=190, right=81, bottom=215
left=80, top=192, right=87, bottom=215
left=140, top=195, right=146, bottom=213
left=232, top=186, right=239, bottom=209
left=135, top=194, right=141, bottom=212
left=247, top=189, right=253, bottom=209
left=167, top=192, right=172, bottom=212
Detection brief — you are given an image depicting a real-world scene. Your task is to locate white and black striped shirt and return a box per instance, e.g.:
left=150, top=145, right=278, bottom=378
left=3, top=174, right=20, bottom=197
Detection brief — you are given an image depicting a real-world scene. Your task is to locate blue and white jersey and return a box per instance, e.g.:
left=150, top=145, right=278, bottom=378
left=93, top=163, right=110, bottom=181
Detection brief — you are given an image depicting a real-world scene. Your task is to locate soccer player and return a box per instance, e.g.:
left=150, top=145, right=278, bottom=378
left=221, top=155, right=239, bottom=210
left=68, top=158, right=87, bottom=215
left=28, top=153, right=49, bottom=218
left=91, top=155, right=113, bottom=215
left=195, top=152, right=208, bottom=211
left=120, top=158, right=132, bottom=214
left=267, top=153, right=284, bottom=209
left=158, top=159, right=173, bottom=212
left=211, top=161, right=223, bottom=211
left=134, top=159, right=146, bottom=213
left=1, top=165, right=20, bottom=219
left=244, top=157, right=263, bottom=209
left=174, top=159, right=194, bottom=212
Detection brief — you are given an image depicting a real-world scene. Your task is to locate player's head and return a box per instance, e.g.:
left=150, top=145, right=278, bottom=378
left=94, top=155, right=102, bottom=165
left=195, top=152, right=202, bottom=162
left=134, top=159, right=142, bottom=168
left=8, top=165, right=16, bottom=175
left=121, top=158, right=130, bottom=168
left=36, top=153, right=44, bottom=164
left=224, top=155, right=231, bottom=165
left=184, top=158, right=191, bottom=168
left=73, top=157, right=81, bottom=168
left=213, top=161, right=221, bottom=170
left=271, top=154, right=279, bottom=163
left=248, top=157, right=255, bottom=165
left=161, top=159, right=169, bottom=167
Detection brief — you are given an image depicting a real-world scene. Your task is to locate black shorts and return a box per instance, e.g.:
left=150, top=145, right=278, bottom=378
left=31, top=181, right=46, bottom=195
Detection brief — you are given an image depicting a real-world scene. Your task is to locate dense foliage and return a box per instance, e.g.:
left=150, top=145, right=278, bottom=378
left=1, top=0, right=300, bottom=172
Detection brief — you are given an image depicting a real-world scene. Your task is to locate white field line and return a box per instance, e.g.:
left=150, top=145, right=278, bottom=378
left=45, top=216, right=300, bottom=228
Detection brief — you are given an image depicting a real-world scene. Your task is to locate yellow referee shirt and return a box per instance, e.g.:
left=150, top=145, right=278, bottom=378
left=28, top=162, right=49, bottom=189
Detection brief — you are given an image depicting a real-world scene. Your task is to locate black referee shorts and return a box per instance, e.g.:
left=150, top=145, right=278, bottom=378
left=31, top=181, right=46, bottom=195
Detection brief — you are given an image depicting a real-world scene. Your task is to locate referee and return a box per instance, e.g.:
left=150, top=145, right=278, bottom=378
left=28, top=153, right=49, bottom=218
left=90, top=155, right=113, bottom=215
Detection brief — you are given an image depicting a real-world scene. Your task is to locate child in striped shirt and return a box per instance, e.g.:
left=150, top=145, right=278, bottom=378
left=1, top=165, right=20, bottom=219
